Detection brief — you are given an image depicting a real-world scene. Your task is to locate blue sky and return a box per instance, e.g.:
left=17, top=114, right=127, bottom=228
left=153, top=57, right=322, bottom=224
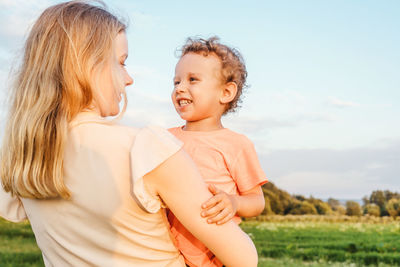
left=0, top=0, right=399, bottom=199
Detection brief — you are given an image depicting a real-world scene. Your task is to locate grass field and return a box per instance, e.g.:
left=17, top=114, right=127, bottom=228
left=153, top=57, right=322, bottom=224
left=242, top=220, right=400, bottom=266
left=0, top=219, right=43, bottom=267
left=1, top=217, right=400, bottom=266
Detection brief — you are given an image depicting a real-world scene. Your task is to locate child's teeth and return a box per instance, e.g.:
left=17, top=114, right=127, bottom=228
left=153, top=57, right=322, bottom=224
left=179, top=100, right=192, bottom=106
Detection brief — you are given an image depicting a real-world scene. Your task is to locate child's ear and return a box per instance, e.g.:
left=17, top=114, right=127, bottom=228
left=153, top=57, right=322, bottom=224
left=220, top=82, right=238, bottom=104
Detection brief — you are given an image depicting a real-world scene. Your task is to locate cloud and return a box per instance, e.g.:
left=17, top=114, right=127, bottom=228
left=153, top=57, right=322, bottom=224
left=268, top=90, right=307, bottom=105
left=233, top=90, right=335, bottom=135
left=121, top=89, right=182, bottom=129
left=223, top=115, right=295, bottom=134
left=329, top=96, right=360, bottom=108
left=129, top=11, right=160, bottom=30
left=275, top=171, right=375, bottom=200
left=102, top=1, right=160, bottom=30
left=124, top=64, right=173, bottom=112
left=223, top=112, right=336, bottom=139
left=0, top=0, right=53, bottom=42
left=127, top=64, right=170, bottom=88
left=259, top=139, right=400, bottom=199
left=0, top=56, right=12, bottom=119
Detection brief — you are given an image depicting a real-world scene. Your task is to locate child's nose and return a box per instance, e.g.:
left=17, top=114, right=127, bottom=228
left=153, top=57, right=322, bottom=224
left=175, top=83, right=186, bottom=93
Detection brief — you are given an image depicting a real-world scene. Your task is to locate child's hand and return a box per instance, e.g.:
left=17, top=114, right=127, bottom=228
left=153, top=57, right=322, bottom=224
left=201, top=184, right=238, bottom=225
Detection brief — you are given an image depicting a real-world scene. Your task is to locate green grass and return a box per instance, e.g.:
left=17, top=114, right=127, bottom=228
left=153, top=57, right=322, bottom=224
left=241, top=221, right=400, bottom=266
left=1, top=218, right=400, bottom=266
left=258, top=257, right=396, bottom=267
left=0, top=218, right=44, bottom=267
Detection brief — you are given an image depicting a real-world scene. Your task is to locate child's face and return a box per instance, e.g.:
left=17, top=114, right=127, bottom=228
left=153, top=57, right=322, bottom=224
left=172, top=52, right=225, bottom=122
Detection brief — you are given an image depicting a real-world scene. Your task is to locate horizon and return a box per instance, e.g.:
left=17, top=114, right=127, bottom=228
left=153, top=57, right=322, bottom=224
left=0, top=0, right=399, bottom=199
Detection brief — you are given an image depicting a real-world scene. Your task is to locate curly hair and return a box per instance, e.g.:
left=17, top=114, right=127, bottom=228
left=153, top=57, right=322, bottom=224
left=179, top=36, right=248, bottom=114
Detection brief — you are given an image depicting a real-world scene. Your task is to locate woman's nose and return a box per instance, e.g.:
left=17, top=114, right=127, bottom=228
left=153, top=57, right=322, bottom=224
left=126, top=73, right=133, bottom=86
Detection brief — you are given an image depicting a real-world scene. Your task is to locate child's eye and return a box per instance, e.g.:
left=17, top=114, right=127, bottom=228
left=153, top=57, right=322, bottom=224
left=189, top=77, right=197, bottom=82
left=174, top=81, right=180, bottom=86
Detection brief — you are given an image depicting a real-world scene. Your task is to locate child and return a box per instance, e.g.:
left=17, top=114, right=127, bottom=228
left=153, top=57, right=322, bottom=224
left=168, top=36, right=268, bottom=267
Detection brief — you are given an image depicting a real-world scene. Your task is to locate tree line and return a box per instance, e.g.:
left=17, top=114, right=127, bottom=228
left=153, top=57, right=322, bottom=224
left=261, top=182, right=400, bottom=217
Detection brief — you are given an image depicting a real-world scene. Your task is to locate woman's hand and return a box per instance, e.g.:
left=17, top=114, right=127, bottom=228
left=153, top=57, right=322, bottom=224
left=201, top=184, right=238, bottom=225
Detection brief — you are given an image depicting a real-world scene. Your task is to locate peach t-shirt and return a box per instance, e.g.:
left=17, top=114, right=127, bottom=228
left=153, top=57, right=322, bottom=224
left=0, top=112, right=186, bottom=267
left=168, top=126, right=267, bottom=267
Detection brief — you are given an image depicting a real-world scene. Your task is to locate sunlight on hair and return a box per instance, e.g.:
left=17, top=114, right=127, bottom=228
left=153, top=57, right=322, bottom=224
left=0, top=1, right=127, bottom=199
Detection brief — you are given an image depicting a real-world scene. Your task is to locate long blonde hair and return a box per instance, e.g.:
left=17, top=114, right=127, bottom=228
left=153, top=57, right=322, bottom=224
left=0, top=1, right=126, bottom=199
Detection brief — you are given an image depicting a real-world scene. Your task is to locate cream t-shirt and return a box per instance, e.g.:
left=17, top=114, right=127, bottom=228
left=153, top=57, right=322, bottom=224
left=0, top=111, right=185, bottom=267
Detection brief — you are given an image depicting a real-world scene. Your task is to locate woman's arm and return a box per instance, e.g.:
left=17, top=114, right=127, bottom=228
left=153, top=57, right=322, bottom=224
left=144, top=149, right=258, bottom=267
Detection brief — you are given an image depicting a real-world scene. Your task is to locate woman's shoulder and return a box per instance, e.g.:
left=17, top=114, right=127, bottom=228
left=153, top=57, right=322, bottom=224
left=69, top=112, right=181, bottom=152
left=69, top=112, right=138, bottom=145
left=130, top=125, right=183, bottom=159
left=0, top=188, right=27, bottom=223
left=72, top=121, right=138, bottom=140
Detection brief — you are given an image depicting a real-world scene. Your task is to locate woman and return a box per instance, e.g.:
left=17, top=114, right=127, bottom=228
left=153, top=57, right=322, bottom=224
left=0, top=1, right=257, bottom=267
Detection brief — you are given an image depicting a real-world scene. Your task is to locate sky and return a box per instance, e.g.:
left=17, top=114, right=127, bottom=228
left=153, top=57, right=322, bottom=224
left=0, top=0, right=399, bottom=200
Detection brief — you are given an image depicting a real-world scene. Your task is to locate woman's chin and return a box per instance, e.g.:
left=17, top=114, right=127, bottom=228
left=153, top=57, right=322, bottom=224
left=99, top=106, right=120, bottom=117
left=110, top=108, right=120, bottom=117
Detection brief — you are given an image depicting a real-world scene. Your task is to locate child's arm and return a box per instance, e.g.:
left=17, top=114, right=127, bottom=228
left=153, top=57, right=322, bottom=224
left=201, top=184, right=265, bottom=225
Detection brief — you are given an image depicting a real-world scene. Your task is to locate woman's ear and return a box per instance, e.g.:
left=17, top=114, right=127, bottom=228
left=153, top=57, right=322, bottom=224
left=220, top=82, right=238, bottom=104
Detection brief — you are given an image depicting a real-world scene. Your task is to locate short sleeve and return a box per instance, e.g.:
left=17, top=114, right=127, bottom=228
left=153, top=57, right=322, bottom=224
left=130, top=126, right=183, bottom=213
left=0, top=186, right=27, bottom=222
left=231, top=140, right=268, bottom=193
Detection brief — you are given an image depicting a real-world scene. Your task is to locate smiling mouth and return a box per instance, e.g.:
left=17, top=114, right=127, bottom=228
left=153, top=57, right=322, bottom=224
left=178, top=99, right=193, bottom=106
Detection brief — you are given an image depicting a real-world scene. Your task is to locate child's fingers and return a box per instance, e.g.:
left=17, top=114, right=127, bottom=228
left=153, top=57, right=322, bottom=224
left=201, top=201, right=225, bottom=218
left=207, top=209, right=231, bottom=224
left=208, top=184, right=219, bottom=195
left=201, top=194, right=223, bottom=209
left=216, top=214, right=234, bottom=225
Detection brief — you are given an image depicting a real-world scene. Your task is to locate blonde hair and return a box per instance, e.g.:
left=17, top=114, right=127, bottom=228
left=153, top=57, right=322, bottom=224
left=0, top=1, right=126, bottom=199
